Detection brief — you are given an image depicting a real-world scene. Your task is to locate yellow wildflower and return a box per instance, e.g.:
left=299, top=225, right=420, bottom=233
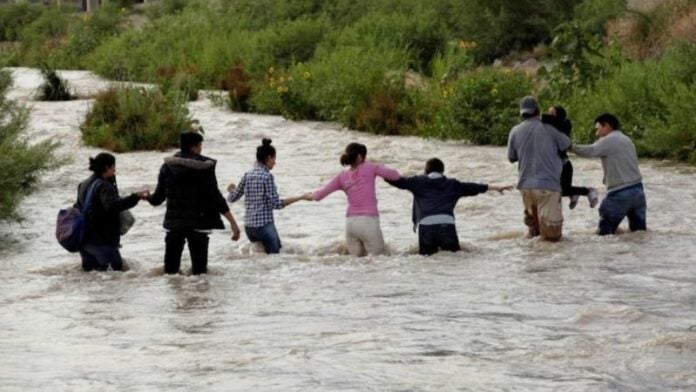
left=268, top=67, right=275, bottom=75
left=303, top=71, right=311, bottom=79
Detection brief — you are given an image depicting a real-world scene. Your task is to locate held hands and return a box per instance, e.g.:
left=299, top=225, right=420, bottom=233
left=227, top=183, right=236, bottom=193
left=301, top=192, right=314, bottom=201
left=489, top=185, right=513, bottom=194
left=136, top=190, right=150, bottom=200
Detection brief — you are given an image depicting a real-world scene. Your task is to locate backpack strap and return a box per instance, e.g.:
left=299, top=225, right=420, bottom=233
left=81, top=179, right=101, bottom=214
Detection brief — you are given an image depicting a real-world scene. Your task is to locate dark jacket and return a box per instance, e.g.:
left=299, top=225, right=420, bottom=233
left=387, top=174, right=488, bottom=229
left=148, top=151, right=230, bottom=231
left=75, top=175, right=139, bottom=246
left=542, top=114, right=573, bottom=160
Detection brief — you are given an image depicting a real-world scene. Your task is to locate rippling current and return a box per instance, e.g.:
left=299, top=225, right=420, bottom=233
left=1, top=68, right=695, bottom=391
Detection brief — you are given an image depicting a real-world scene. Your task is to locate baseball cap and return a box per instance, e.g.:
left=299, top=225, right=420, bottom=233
left=519, top=96, right=539, bottom=115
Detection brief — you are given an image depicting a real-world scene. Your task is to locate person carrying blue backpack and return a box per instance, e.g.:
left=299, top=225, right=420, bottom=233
left=74, top=153, right=149, bottom=271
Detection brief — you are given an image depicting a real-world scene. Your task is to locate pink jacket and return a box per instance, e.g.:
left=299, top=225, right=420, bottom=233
left=313, top=162, right=400, bottom=217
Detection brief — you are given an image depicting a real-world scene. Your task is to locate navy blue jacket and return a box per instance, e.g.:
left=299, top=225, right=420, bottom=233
left=387, top=175, right=488, bottom=229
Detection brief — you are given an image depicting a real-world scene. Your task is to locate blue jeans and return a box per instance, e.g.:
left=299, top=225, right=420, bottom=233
left=79, top=243, right=122, bottom=271
left=418, top=224, right=461, bottom=256
left=245, top=223, right=282, bottom=254
left=598, top=183, right=647, bottom=235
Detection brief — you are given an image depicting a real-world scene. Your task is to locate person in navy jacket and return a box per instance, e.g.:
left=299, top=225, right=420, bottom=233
left=387, top=158, right=511, bottom=256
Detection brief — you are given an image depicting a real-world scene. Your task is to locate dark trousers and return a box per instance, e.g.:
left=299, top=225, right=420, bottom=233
left=164, top=230, right=210, bottom=275
left=80, top=243, right=122, bottom=271
left=561, top=161, right=590, bottom=197
left=598, top=183, right=647, bottom=235
left=418, top=224, right=461, bottom=256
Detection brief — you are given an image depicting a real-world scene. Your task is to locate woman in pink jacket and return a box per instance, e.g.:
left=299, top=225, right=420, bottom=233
left=311, top=143, right=400, bottom=256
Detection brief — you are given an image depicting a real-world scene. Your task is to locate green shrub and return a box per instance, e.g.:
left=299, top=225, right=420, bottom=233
left=303, top=45, right=410, bottom=125
left=80, top=87, right=194, bottom=152
left=0, top=70, right=60, bottom=222
left=249, top=64, right=317, bottom=119
left=17, top=7, right=72, bottom=66
left=447, top=69, right=533, bottom=145
left=36, top=66, right=75, bottom=101
left=0, top=2, right=44, bottom=42
left=326, top=11, right=448, bottom=73
left=58, top=5, right=123, bottom=68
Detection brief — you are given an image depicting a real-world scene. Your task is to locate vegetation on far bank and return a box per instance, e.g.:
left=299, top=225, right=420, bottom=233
left=0, top=70, right=60, bottom=221
left=1, top=0, right=695, bottom=163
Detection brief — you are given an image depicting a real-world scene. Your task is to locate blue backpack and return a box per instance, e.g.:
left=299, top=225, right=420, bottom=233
left=55, top=180, right=100, bottom=253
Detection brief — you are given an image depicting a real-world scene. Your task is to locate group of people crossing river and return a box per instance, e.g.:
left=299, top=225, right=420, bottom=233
left=70, top=95, right=646, bottom=273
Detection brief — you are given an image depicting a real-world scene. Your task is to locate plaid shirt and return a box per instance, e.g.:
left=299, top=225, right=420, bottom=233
left=228, top=163, right=284, bottom=227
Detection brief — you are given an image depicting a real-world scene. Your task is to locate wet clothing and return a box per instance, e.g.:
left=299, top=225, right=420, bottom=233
left=418, top=224, right=460, bottom=256
left=507, top=118, right=572, bottom=192
left=387, top=172, right=488, bottom=255
left=345, top=216, right=386, bottom=256
left=598, top=183, right=647, bottom=235
left=313, top=162, right=400, bottom=217
left=573, top=130, right=642, bottom=192
left=164, top=230, right=209, bottom=275
left=521, top=189, right=563, bottom=241
left=75, top=175, right=139, bottom=271
left=75, top=175, right=140, bottom=247
left=80, top=243, right=123, bottom=272
left=228, top=163, right=284, bottom=228
left=245, top=223, right=282, bottom=254
left=149, top=151, right=230, bottom=274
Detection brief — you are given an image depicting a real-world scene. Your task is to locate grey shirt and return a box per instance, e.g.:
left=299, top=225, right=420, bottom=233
left=507, top=118, right=571, bottom=192
left=572, top=130, right=642, bottom=192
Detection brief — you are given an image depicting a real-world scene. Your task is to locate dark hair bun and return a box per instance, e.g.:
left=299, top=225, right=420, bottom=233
left=262, top=138, right=272, bottom=146
left=88, top=157, right=97, bottom=172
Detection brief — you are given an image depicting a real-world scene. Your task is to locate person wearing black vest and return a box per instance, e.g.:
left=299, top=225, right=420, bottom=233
left=387, top=158, right=511, bottom=256
left=75, top=153, right=149, bottom=271
left=148, top=132, right=241, bottom=275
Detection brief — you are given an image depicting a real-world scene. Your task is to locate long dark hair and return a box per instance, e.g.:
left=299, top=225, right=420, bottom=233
left=256, top=138, right=276, bottom=163
left=88, top=152, right=115, bottom=175
left=340, top=143, right=367, bottom=167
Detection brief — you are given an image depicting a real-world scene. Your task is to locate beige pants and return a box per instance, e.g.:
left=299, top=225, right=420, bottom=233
left=345, top=216, right=386, bottom=256
left=520, top=189, right=563, bottom=241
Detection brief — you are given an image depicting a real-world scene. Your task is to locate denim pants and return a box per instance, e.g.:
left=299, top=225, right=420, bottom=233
left=80, top=243, right=122, bottom=271
left=598, top=183, right=647, bottom=235
left=418, top=224, right=461, bottom=256
left=245, top=223, right=282, bottom=254
left=164, top=230, right=210, bottom=275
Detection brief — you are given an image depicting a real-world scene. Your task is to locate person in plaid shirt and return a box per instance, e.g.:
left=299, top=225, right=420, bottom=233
left=227, top=139, right=310, bottom=254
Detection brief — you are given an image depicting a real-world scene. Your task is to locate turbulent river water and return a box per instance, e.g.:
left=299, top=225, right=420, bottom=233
left=1, top=68, right=695, bottom=391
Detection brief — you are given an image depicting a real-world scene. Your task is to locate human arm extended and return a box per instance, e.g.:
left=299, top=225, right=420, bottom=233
left=572, top=138, right=609, bottom=158
left=227, top=174, right=246, bottom=203
left=147, top=165, right=167, bottom=206
left=312, top=173, right=342, bottom=201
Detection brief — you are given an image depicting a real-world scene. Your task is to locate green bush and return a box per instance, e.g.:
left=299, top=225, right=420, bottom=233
left=17, top=7, right=72, bottom=66
left=303, top=45, right=410, bottom=125
left=80, top=87, right=194, bottom=152
left=0, top=70, right=60, bottom=222
left=0, top=2, right=44, bottom=42
left=36, top=66, right=75, bottom=101
left=325, top=11, right=448, bottom=73
left=447, top=69, right=533, bottom=145
left=58, top=5, right=124, bottom=68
